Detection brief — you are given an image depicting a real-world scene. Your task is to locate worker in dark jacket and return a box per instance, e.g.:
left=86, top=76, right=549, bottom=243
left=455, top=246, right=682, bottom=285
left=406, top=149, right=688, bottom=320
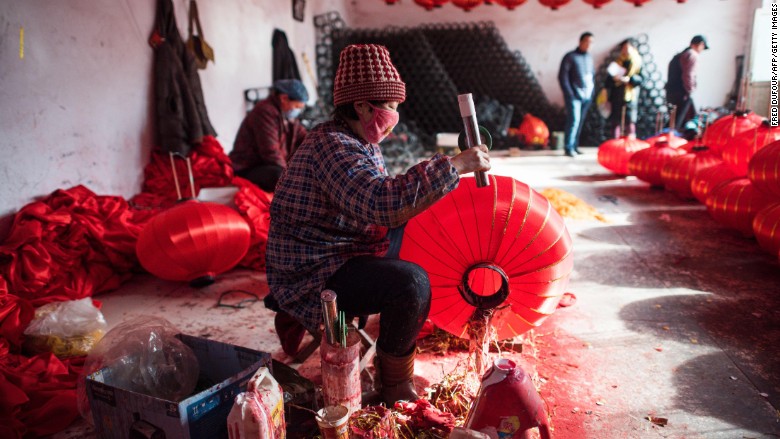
left=666, top=35, right=708, bottom=131
left=230, top=79, right=309, bottom=193
left=558, top=32, right=595, bottom=157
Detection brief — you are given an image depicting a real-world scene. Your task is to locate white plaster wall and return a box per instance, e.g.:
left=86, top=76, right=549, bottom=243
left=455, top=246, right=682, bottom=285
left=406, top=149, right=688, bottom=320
left=345, top=0, right=754, bottom=109
left=0, top=0, right=755, bottom=220
left=0, top=0, right=346, bottom=218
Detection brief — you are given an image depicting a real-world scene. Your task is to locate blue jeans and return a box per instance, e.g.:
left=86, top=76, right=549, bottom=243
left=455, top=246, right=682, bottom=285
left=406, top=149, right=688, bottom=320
left=564, top=98, right=592, bottom=153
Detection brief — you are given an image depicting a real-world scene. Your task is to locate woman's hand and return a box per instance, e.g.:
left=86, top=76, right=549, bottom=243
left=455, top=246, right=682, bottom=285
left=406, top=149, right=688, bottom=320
left=450, top=145, right=491, bottom=175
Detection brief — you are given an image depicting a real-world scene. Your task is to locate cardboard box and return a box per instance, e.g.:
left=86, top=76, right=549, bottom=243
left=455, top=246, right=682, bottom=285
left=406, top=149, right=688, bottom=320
left=87, top=334, right=271, bottom=439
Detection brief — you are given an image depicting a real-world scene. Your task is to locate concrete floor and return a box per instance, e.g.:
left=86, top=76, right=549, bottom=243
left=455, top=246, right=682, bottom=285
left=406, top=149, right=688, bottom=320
left=52, top=149, right=780, bottom=438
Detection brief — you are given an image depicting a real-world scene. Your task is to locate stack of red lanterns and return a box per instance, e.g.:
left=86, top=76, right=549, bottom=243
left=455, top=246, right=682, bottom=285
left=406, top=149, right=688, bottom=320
left=628, top=137, right=686, bottom=187
left=661, top=146, right=721, bottom=199
left=597, top=136, right=651, bottom=176
left=747, top=140, right=780, bottom=259
left=722, top=121, right=780, bottom=176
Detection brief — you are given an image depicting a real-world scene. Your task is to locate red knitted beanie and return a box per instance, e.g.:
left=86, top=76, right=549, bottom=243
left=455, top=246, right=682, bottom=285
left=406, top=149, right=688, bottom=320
left=333, top=44, right=406, bottom=106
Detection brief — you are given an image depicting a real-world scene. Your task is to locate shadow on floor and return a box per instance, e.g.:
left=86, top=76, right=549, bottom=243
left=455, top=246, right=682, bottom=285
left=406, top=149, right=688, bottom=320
left=620, top=294, right=780, bottom=423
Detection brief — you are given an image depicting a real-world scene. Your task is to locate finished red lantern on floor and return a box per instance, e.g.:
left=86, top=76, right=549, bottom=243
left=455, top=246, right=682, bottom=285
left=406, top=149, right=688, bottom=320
left=583, top=0, right=611, bottom=8
left=414, top=0, right=449, bottom=9
left=702, top=110, right=764, bottom=154
left=628, top=137, right=686, bottom=187
left=539, top=0, right=571, bottom=9
left=661, top=146, right=722, bottom=199
left=399, top=176, right=573, bottom=341
left=747, top=139, right=780, bottom=198
left=753, top=203, right=780, bottom=256
left=597, top=136, right=651, bottom=175
left=517, top=113, right=550, bottom=147
left=136, top=200, right=251, bottom=287
left=644, top=132, right=689, bottom=151
left=452, top=0, right=484, bottom=10
left=705, top=178, right=774, bottom=236
left=722, top=121, right=780, bottom=177
left=495, top=0, right=528, bottom=9
left=690, top=163, right=741, bottom=205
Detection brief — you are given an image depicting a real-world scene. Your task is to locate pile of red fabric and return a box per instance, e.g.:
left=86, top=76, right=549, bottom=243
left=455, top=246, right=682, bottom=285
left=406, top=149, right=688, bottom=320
left=0, top=136, right=273, bottom=437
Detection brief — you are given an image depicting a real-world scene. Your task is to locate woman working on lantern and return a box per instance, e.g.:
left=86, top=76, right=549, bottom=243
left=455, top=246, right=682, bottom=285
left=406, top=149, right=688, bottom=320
left=264, top=43, right=491, bottom=405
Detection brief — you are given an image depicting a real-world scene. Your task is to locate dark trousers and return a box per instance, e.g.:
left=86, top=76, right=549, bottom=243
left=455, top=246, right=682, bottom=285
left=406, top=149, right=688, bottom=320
left=667, top=91, right=696, bottom=129
left=325, top=255, right=431, bottom=357
left=236, top=164, right=284, bottom=193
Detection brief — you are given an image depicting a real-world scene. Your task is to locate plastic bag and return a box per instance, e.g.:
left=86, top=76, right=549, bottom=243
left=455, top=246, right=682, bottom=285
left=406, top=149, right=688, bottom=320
left=596, top=88, right=611, bottom=119
left=23, top=297, right=107, bottom=357
left=77, top=316, right=200, bottom=423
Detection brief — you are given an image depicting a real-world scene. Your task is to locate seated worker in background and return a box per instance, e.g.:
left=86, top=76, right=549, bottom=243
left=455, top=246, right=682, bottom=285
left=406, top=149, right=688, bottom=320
left=229, top=79, right=308, bottom=193
left=605, top=39, right=643, bottom=138
left=264, top=44, right=491, bottom=406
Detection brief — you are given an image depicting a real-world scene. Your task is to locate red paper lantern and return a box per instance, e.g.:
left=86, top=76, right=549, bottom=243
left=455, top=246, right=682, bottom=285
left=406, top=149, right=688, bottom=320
left=661, top=146, right=722, bottom=199
left=753, top=203, right=780, bottom=256
left=538, top=0, right=571, bottom=9
left=643, top=132, right=689, bottom=150
left=399, top=176, right=573, bottom=341
left=748, top=139, right=780, bottom=198
left=582, top=0, right=611, bottom=7
left=452, top=0, right=484, bottom=10
left=705, top=178, right=774, bottom=236
left=136, top=200, right=251, bottom=286
left=628, top=138, right=686, bottom=187
left=690, top=163, right=741, bottom=204
left=414, top=0, right=450, bottom=9
left=597, top=136, right=651, bottom=175
left=722, top=121, right=780, bottom=177
left=517, top=113, right=550, bottom=147
left=702, top=111, right=764, bottom=154
left=625, top=0, right=651, bottom=5
left=495, top=0, right=528, bottom=9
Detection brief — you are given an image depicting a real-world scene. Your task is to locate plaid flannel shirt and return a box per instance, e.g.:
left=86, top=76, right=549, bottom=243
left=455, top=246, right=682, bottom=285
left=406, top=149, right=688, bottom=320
left=266, top=119, right=460, bottom=333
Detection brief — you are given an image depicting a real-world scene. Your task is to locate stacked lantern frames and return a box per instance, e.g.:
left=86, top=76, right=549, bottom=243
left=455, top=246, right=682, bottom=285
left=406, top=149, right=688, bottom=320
left=628, top=137, right=686, bottom=187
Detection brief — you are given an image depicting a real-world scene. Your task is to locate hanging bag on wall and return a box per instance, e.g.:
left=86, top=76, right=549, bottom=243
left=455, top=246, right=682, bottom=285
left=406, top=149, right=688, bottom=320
left=187, top=0, right=214, bottom=69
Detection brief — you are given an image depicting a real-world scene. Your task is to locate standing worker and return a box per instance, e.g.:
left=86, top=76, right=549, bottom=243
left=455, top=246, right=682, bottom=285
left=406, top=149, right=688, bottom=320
left=605, top=39, right=643, bottom=138
left=558, top=32, right=595, bottom=157
left=264, top=44, right=490, bottom=406
left=230, top=79, right=309, bottom=193
left=665, top=35, right=709, bottom=132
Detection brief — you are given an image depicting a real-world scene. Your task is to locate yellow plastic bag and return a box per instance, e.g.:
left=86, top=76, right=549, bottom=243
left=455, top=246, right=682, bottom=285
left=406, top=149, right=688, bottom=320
left=596, top=88, right=611, bottom=119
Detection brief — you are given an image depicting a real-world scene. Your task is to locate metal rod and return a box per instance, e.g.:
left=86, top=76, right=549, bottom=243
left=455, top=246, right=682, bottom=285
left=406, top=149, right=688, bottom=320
left=169, top=152, right=183, bottom=200
left=186, top=157, right=196, bottom=199
left=321, top=290, right=338, bottom=345
left=458, top=93, right=489, bottom=188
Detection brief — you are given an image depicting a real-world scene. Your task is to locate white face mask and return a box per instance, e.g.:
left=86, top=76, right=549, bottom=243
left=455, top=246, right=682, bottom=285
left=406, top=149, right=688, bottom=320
left=285, top=108, right=302, bottom=120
